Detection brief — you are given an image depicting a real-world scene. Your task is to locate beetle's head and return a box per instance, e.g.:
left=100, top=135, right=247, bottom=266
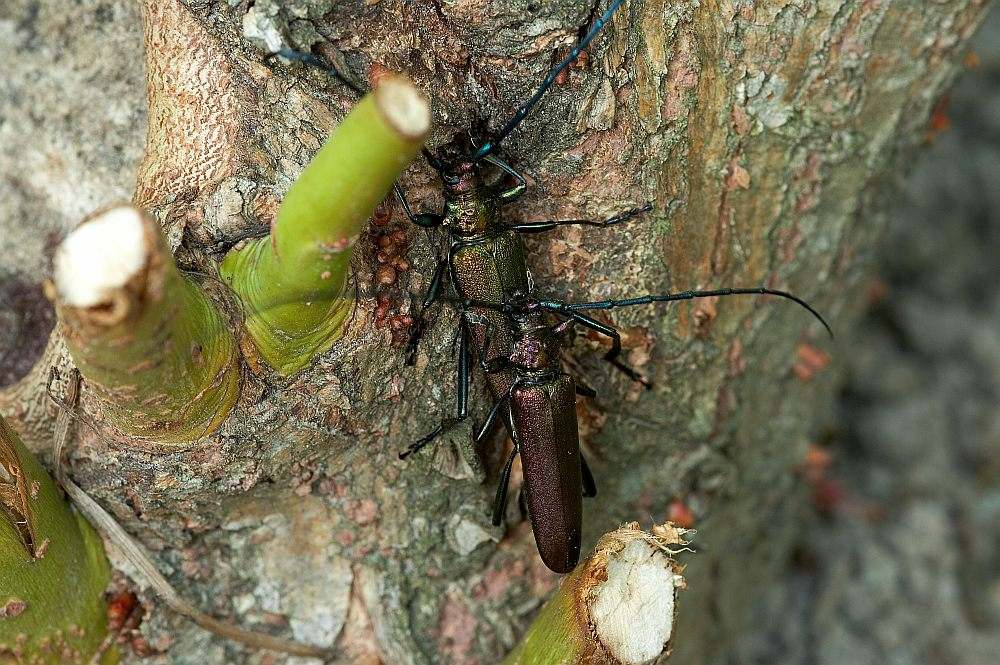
left=426, top=121, right=497, bottom=194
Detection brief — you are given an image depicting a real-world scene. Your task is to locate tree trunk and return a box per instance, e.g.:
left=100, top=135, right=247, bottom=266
left=0, top=0, right=991, bottom=662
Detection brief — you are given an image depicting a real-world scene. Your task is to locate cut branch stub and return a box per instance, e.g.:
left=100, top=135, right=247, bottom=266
left=503, top=522, right=690, bottom=665
left=52, top=206, right=240, bottom=444
left=220, top=76, right=430, bottom=375
left=0, top=414, right=114, bottom=663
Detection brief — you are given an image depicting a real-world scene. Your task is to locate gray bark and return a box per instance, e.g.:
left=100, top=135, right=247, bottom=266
left=739, top=12, right=1000, bottom=663
left=0, top=0, right=992, bottom=663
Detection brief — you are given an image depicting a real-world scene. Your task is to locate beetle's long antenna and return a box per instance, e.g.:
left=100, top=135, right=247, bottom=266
left=471, top=0, right=628, bottom=161
left=275, top=48, right=367, bottom=97
left=274, top=49, right=446, bottom=210
left=441, top=288, right=831, bottom=338
left=542, top=287, right=833, bottom=338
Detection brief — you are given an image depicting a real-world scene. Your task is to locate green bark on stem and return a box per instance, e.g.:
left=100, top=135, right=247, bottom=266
left=56, top=210, right=240, bottom=444
left=220, top=78, right=429, bottom=375
left=503, top=523, right=688, bottom=665
left=0, top=415, right=114, bottom=664
left=502, top=565, right=589, bottom=665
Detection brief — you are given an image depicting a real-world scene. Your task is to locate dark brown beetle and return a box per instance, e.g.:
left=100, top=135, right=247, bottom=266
left=459, top=291, right=829, bottom=574
left=472, top=309, right=593, bottom=573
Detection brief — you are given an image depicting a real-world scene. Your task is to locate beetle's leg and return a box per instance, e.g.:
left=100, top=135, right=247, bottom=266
left=399, top=422, right=448, bottom=460
left=475, top=397, right=508, bottom=443
left=482, top=155, right=527, bottom=204
left=470, top=318, right=512, bottom=374
left=456, top=318, right=471, bottom=421
left=492, top=446, right=518, bottom=526
left=395, top=184, right=445, bottom=229
left=476, top=319, right=498, bottom=369
left=565, top=312, right=653, bottom=389
left=399, top=322, right=472, bottom=458
left=508, top=203, right=652, bottom=233
left=571, top=375, right=598, bottom=497
left=581, top=455, right=597, bottom=498
left=405, top=258, right=449, bottom=366
left=518, top=488, right=528, bottom=516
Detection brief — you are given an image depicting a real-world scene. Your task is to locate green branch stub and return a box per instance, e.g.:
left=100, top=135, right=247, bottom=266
left=57, top=213, right=241, bottom=444
left=502, top=568, right=587, bottom=665
left=220, top=78, right=430, bottom=376
left=0, top=415, right=115, bottom=664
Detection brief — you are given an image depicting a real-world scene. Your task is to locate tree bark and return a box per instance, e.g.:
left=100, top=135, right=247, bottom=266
left=0, top=0, right=991, bottom=663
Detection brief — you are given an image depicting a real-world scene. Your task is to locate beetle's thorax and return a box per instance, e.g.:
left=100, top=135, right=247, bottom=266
left=509, top=315, right=560, bottom=371
left=441, top=164, right=500, bottom=237
left=443, top=191, right=500, bottom=237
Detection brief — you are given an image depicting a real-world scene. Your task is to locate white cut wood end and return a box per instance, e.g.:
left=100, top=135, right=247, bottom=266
left=54, top=206, right=149, bottom=308
left=376, top=77, right=430, bottom=140
left=589, top=537, right=686, bottom=664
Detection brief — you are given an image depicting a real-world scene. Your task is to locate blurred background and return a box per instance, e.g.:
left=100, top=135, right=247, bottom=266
left=1, top=2, right=997, bottom=663
left=739, top=8, right=1000, bottom=664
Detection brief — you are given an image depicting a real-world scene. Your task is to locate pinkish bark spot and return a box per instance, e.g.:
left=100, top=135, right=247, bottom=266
left=727, top=338, right=748, bottom=376
left=437, top=593, right=479, bottom=665
left=344, top=499, right=378, bottom=525
left=473, top=559, right=527, bottom=602
left=792, top=343, right=831, bottom=381
left=0, top=598, right=27, bottom=619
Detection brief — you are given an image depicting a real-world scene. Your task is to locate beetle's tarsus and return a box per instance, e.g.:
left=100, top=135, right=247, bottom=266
left=604, top=354, right=653, bottom=389
left=492, top=447, right=518, bottom=526
left=400, top=418, right=458, bottom=459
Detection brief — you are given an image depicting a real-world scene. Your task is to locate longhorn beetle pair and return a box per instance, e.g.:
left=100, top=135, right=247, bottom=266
left=277, top=0, right=831, bottom=573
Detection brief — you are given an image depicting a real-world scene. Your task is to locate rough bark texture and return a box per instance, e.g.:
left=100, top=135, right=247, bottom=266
left=0, top=0, right=992, bottom=663
left=738, top=12, right=1000, bottom=663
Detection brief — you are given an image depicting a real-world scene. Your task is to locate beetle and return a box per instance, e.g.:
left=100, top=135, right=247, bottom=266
left=449, top=289, right=830, bottom=573
left=376, top=0, right=656, bottom=453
